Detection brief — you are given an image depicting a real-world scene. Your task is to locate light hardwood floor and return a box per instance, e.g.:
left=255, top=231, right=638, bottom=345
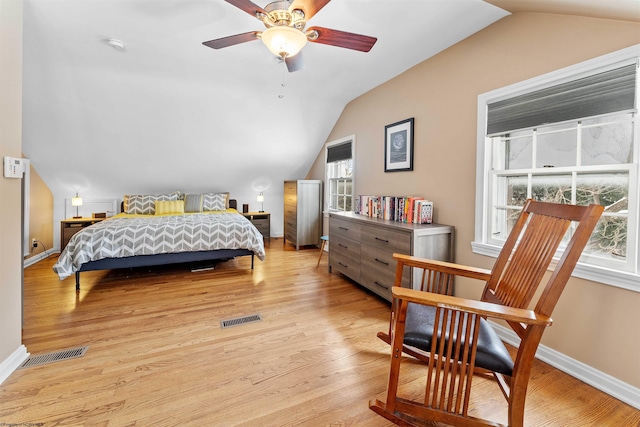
left=1, top=239, right=638, bottom=426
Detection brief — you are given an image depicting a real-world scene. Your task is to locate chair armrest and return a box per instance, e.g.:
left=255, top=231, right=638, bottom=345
left=392, top=286, right=552, bottom=326
left=393, top=253, right=492, bottom=281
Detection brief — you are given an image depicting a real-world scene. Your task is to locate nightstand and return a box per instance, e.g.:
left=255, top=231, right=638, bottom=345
left=60, top=218, right=104, bottom=251
left=243, top=212, right=270, bottom=242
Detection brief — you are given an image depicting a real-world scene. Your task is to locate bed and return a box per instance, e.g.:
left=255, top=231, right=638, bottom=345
left=53, top=192, right=266, bottom=290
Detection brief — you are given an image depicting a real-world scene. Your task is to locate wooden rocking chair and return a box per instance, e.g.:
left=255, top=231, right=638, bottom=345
left=370, top=199, right=604, bottom=427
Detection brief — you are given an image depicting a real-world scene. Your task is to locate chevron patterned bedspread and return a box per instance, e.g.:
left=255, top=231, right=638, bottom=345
left=53, top=212, right=266, bottom=280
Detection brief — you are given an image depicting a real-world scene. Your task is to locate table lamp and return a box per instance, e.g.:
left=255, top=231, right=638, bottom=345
left=257, top=192, right=264, bottom=213
left=71, top=193, right=83, bottom=218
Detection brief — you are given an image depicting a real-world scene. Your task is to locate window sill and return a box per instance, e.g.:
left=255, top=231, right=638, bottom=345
left=471, top=241, right=640, bottom=293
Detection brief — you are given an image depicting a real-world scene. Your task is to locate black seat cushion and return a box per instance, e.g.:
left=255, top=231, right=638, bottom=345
left=403, top=302, right=514, bottom=376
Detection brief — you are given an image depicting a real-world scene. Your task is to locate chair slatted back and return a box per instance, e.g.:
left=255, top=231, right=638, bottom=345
left=417, top=267, right=455, bottom=295
left=482, top=200, right=604, bottom=326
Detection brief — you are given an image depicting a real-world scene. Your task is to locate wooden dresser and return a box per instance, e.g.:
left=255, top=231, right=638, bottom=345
left=283, top=180, right=322, bottom=250
left=328, top=211, right=454, bottom=302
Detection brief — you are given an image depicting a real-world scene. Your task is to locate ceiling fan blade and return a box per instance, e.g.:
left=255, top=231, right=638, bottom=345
left=285, top=52, right=304, bottom=72
left=288, top=0, right=331, bottom=20
left=202, top=31, right=260, bottom=49
left=224, top=0, right=267, bottom=18
left=307, top=26, right=377, bottom=52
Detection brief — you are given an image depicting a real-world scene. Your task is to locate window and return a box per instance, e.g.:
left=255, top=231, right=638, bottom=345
left=326, top=136, right=354, bottom=212
left=474, top=45, right=639, bottom=292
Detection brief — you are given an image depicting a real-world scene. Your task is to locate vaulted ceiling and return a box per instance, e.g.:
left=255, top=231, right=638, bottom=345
left=20, top=0, right=640, bottom=216
left=21, top=0, right=508, bottom=206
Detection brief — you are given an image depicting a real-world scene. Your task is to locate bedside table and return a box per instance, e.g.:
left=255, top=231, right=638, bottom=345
left=243, top=212, right=270, bottom=241
left=60, top=218, right=104, bottom=251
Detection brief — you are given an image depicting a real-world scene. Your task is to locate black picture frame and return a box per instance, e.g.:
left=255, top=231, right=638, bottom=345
left=384, top=118, right=414, bottom=172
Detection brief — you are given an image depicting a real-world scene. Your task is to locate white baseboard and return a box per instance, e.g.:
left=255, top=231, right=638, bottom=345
left=23, top=248, right=58, bottom=268
left=490, top=321, right=640, bottom=410
left=0, top=345, right=29, bottom=385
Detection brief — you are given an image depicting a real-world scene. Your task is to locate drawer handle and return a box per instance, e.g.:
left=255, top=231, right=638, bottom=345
left=375, top=237, right=389, bottom=243
left=339, top=226, right=349, bottom=231
left=374, top=281, right=389, bottom=290
left=338, top=243, right=348, bottom=249
left=338, top=262, right=348, bottom=268
left=374, top=258, right=389, bottom=266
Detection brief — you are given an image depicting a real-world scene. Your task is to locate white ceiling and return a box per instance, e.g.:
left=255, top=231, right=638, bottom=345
left=20, top=0, right=640, bottom=218
left=21, top=0, right=509, bottom=206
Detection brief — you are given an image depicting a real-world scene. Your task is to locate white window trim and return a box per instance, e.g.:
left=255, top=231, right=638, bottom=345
left=324, top=135, right=355, bottom=213
left=22, top=159, right=30, bottom=257
left=474, top=44, right=640, bottom=292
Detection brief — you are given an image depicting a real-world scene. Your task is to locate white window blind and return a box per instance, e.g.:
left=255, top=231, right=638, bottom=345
left=487, top=63, right=637, bottom=135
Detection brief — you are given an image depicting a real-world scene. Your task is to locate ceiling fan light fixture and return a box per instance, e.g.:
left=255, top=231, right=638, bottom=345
left=261, top=26, right=307, bottom=58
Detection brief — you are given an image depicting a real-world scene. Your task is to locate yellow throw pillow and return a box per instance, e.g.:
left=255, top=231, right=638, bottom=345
left=155, top=200, right=185, bottom=215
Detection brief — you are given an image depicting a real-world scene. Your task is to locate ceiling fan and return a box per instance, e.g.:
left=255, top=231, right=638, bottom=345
left=202, top=0, right=377, bottom=72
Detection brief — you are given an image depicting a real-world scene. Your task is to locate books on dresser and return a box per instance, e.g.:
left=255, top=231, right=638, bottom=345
left=355, top=195, right=433, bottom=224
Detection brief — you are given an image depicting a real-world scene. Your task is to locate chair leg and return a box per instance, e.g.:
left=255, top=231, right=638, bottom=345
left=371, top=301, right=409, bottom=416
left=507, top=370, right=530, bottom=427
left=316, top=239, right=326, bottom=267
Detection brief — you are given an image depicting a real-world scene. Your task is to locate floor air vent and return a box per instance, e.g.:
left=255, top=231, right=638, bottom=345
left=221, top=313, right=262, bottom=329
left=19, top=346, right=89, bottom=369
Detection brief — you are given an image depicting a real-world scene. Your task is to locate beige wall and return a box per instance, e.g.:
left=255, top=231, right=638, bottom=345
left=308, top=13, right=640, bottom=388
left=0, top=0, right=24, bottom=365
left=25, top=163, right=54, bottom=260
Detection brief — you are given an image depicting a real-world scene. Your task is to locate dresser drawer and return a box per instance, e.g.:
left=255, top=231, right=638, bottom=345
left=359, top=272, right=393, bottom=301
left=284, top=180, right=297, bottom=206
left=284, top=204, right=297, bottom=217
left=252, top=218, right=269, bottom=228
left=360, top=264, right=410, bottom=301
left=284, top=181, right=297, bottom=194
left=329, top=217, right=361, bottom=241
left=252, top=219, right=270, bottom=235
left=285, top=209, right=297, bottom=225
left=330, top=257, right=361, bottom=283
left=360, top=244, right=411, bottom=288
left=329, top=235, right=361, bottom=282
left=331, top=234, right=360, bottom=260
left=284, top=227, right=297, bottom=243
left=63, top=225, right=82, bottom=241
left=361, top=224, right=411, bottom=253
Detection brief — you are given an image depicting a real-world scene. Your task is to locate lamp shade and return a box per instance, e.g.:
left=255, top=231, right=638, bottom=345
left=257, top=192, right=264, bottom=213
left=261, top=26, right=307, bottom=58
left=71, top=193, right=83, bottom=218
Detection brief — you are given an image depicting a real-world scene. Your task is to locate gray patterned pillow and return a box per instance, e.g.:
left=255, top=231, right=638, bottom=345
left=184, top=193, right=203, bottom=213
left=126, top=192, right=179, bottom=215
left=202, top=193, right=228, bottom=211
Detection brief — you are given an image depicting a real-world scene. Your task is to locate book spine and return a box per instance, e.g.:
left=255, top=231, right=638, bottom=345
left=355, top=195, right=433, bottom=224
left=420, top=201, right=433, bottom=224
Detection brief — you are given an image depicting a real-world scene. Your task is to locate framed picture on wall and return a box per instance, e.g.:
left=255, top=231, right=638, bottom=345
left=384, top=117, right=414, bottom=172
